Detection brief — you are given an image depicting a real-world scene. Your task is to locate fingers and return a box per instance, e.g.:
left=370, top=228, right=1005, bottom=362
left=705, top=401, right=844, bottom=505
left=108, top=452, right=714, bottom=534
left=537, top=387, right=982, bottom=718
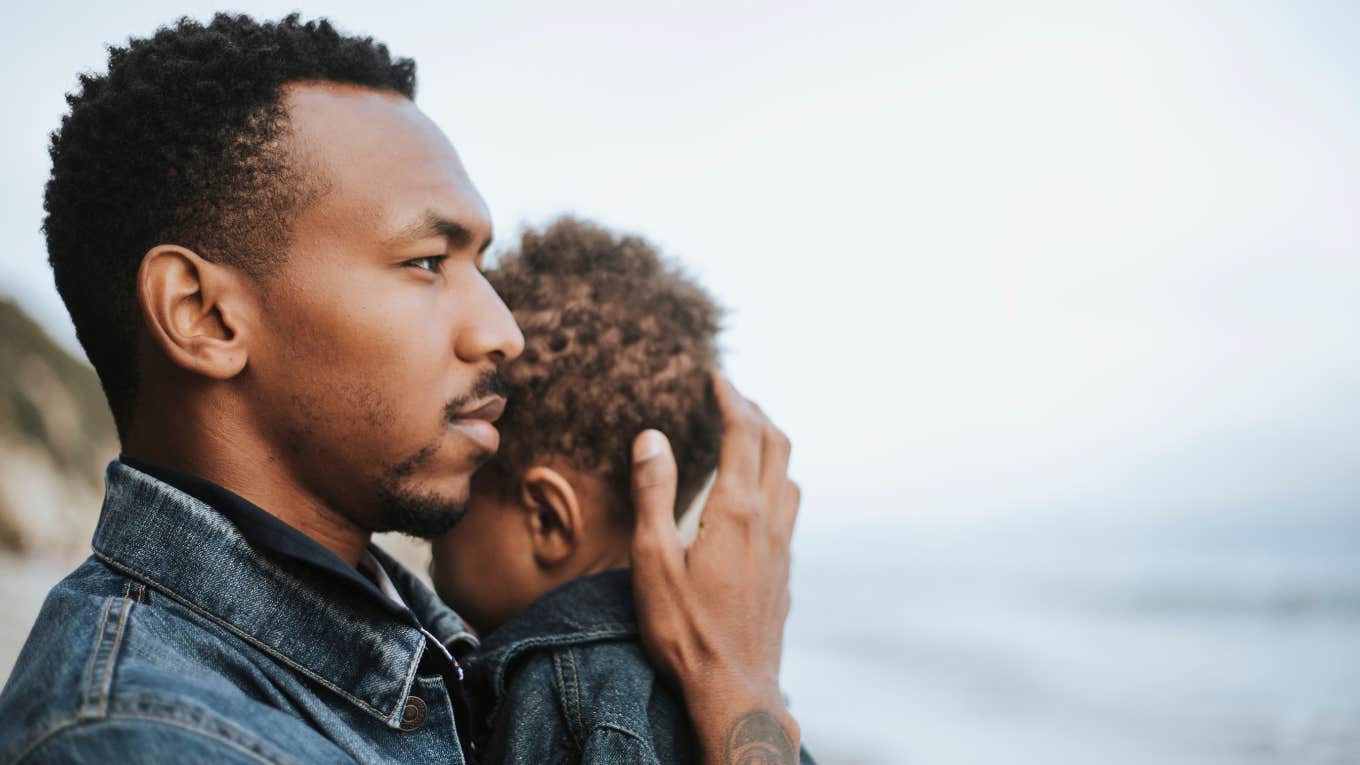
left=775, top=586, right=791, bottom=675
left=774, top=479, right=801, bottom=543
left=630, top=429, right=684, bottom=574
left=712, top=372, right=762, bottom=489
left=756, top=403, right=792, bottom=507
left=710, top=373, right=801, bottom=543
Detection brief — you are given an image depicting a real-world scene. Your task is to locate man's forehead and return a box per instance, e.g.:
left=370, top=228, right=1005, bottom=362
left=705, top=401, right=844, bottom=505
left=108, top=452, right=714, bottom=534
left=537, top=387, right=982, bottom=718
left=283, top=81, right=490, bottom=244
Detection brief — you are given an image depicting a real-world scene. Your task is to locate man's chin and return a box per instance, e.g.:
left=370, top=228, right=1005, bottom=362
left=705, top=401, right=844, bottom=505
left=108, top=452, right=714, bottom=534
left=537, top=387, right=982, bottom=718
left=373, top=481, right=471, bottom=539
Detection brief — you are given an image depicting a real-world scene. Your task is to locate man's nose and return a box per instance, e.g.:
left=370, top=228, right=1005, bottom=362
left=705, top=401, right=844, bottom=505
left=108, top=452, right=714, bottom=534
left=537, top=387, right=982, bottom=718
left=455, top=272, right=524, bottom=364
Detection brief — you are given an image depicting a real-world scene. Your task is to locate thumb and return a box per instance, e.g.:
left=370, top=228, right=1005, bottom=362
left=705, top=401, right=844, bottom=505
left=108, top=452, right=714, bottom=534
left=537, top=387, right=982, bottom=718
left=631, top=429, right=683, bottom=568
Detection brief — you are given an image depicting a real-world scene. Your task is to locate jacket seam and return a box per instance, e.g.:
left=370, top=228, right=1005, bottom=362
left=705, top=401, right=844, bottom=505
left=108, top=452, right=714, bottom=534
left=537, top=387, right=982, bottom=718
left=566, top=647, right=584, bottom=746
left=551, top=650, right=583, bottom=752
left=76, top=595, right=116, bottom=720
left=78, top=580, right=135, bottom=720
left=593, top=711, right=655, bottom=743
left=439, top=630, right=479, bottom=652
left=594, top=718, right=657, bottom=748
left=12, top=711, right=300, bottom=765
left=597, top=719, right=663, bottom=764
left=485, top=626, right=636, bottom=702
left=91, top=550, right=411, bottom=725
left=97, top=582, right=136, bottom=717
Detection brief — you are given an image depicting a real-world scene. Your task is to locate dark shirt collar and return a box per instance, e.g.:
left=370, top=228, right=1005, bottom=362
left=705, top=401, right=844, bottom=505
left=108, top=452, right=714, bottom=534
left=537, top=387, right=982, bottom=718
left=466, top=569, right=637, bottom=718
left=96, top=458, right=476, bottom=728
left=119, top=455, right=413, bottom=621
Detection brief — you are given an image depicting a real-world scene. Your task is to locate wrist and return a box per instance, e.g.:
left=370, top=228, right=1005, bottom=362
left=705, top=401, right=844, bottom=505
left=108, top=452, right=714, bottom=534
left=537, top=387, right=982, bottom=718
left=681, top=667, right=799, bottom=756
left=681, top=666, right=781, bottom=712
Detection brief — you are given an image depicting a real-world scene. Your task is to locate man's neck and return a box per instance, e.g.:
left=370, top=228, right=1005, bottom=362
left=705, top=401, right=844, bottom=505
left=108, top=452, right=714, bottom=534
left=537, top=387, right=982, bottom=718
left=123, top=411, right=372, bottom=566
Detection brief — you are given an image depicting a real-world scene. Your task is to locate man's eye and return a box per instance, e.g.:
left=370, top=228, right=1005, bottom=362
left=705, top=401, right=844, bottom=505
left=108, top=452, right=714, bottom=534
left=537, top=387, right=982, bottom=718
left=408, top=256, right=447, bottom=273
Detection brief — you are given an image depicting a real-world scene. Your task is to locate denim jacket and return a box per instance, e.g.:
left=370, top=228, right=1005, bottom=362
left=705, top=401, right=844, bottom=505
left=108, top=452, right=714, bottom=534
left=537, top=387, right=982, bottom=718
left=465, top=569, right=816, bottom=765
left=0, top=461, right=479, bottom=764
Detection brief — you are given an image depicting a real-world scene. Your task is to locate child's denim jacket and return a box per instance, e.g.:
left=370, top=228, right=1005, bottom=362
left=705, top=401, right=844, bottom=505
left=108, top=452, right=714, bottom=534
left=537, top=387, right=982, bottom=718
left=463, top=569, right=817, bottom=765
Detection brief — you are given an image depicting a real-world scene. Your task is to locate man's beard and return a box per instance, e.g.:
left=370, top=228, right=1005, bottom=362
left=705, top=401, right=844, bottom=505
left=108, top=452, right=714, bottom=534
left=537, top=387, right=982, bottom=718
left=374, top=475, right=469, bottom=539
left=372, top=371, right=508, bottom=538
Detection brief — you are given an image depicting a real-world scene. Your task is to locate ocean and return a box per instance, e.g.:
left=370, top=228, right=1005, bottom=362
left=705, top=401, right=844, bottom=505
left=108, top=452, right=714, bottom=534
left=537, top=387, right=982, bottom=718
left=783, top=512, right=1360, bottom=764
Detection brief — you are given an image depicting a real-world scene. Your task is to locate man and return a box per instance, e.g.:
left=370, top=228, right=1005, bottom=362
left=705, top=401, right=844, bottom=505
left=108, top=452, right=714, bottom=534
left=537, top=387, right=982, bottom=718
left=0, top=14, right=801, bottom=764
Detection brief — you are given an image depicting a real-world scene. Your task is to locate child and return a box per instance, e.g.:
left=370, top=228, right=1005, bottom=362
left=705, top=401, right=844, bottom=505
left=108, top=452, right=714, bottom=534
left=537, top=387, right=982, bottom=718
left=430, top=217, right=811, bottom=764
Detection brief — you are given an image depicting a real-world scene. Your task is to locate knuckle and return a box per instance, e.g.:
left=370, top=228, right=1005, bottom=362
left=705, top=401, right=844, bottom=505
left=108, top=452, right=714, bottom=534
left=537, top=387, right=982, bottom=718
left=732, top=484, right=761, bottom=508
left=660, top=556, right=686, bottom=587
left=720, top=395, right=748, bottom=423
left=726, top=400, right=761, bottom=432
left=741, top=405, right=764, bottom=431
left=632, top=528, right=666, bottom=556
left=774, top=427, right=791, bottom=454
left=710, top=478, right=738, bottom=502
left=732, top=491, right=763, bottom=522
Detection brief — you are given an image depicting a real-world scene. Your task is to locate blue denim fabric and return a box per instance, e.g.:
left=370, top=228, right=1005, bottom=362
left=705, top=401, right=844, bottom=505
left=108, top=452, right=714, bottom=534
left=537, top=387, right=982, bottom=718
left=466, top=570, right=816, bottom=765
left=0, top=461, right=479, bottom=764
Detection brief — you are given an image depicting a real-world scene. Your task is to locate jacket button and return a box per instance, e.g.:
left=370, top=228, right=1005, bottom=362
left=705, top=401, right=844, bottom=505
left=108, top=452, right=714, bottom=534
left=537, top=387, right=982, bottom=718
left=399, top=695, right=428, bottom=732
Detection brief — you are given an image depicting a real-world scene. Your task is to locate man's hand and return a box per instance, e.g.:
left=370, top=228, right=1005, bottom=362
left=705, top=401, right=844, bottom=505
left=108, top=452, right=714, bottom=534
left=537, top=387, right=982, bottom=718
left=631, top=373, right=802, bottom=765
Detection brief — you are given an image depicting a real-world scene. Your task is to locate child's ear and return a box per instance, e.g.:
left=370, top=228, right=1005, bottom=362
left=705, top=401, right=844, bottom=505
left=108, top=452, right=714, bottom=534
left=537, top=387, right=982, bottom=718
left=519, top=466, right=584, bottom=569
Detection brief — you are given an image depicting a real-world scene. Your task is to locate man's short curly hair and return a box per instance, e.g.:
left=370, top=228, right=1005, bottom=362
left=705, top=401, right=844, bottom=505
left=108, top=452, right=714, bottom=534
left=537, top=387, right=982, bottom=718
left=486, top=217, right=724, bottom=517
left=44, top=13, right=415, bottom=436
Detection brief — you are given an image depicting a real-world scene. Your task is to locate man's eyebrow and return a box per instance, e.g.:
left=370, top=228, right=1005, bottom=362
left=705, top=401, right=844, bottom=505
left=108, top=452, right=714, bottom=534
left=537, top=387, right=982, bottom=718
left=390, top=211, right=492, bottom=254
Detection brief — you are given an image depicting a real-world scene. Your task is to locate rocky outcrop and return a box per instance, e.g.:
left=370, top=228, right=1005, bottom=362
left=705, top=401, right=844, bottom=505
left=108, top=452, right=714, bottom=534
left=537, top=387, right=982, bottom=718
left=0, top=298, right=117, bottom=555
left=0, top=299, right=444, bottom=584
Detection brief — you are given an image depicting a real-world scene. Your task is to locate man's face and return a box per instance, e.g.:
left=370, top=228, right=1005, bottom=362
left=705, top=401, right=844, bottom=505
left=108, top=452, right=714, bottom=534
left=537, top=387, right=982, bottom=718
left=243, top=83, right=523, bottom=537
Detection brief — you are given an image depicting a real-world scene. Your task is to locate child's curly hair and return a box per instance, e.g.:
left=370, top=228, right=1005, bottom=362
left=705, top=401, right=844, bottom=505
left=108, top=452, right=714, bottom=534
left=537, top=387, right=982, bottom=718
left=486, top=216, right=724, bottom=517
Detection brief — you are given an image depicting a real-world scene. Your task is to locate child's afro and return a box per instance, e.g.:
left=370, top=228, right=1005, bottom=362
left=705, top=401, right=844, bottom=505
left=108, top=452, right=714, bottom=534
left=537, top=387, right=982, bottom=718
left=486, top=217, right=724, bottom=516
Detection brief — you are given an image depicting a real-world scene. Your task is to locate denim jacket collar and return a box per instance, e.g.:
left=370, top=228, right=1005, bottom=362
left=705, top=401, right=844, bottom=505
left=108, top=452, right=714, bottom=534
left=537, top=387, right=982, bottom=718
left=468, top=569, right=638, bottom=714
left=91, top=460, right=474, bottom=729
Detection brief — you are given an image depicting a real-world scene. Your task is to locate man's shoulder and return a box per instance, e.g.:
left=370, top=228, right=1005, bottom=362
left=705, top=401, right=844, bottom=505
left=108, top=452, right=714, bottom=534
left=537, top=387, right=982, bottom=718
left=1, top=556, right=140, bottom=751
left=0, top=557, right=345, bottom=764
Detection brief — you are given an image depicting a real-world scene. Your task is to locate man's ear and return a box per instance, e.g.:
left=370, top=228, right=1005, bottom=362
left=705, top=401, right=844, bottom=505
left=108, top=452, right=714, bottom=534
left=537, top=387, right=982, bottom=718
left=519, top=465, right=584, bottom=569
left=137, top=245, right=251, bottom=380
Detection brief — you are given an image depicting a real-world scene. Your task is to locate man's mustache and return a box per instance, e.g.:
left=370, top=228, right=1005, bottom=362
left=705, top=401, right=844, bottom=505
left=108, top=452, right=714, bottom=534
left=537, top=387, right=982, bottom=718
left=443, top=371, right=510, bottom=423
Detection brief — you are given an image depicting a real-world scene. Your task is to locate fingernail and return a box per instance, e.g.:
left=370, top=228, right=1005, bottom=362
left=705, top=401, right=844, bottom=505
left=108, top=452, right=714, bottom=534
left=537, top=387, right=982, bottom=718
left=635, top=429, right=665, bottom=460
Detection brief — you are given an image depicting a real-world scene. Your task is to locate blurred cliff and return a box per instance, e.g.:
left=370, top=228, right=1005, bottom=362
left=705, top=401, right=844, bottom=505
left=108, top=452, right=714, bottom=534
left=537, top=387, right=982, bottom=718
left=0, top=294, right=431, bottom=570
left=0, top=298, right=117, bottom=557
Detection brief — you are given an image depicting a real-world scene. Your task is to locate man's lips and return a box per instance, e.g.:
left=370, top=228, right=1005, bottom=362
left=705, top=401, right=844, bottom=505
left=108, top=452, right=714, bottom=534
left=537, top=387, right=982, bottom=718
left=452, top=396, right=506, bottom=423
left=447, top=396, right=507, bottom=453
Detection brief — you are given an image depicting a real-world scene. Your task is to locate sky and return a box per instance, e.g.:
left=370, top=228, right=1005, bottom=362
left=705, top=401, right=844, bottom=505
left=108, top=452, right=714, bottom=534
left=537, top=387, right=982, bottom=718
left=1, top=0, right=1356, bottom=527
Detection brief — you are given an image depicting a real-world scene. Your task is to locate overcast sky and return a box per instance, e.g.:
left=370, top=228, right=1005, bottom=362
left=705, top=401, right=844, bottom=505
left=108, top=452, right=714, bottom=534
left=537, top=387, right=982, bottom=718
left=2, top=0, right=1356, bottom=526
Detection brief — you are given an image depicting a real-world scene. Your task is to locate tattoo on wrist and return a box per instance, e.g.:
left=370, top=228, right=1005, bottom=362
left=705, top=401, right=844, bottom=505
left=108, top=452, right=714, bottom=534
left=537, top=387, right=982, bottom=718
left=724, top=709, right=796, bottom=765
